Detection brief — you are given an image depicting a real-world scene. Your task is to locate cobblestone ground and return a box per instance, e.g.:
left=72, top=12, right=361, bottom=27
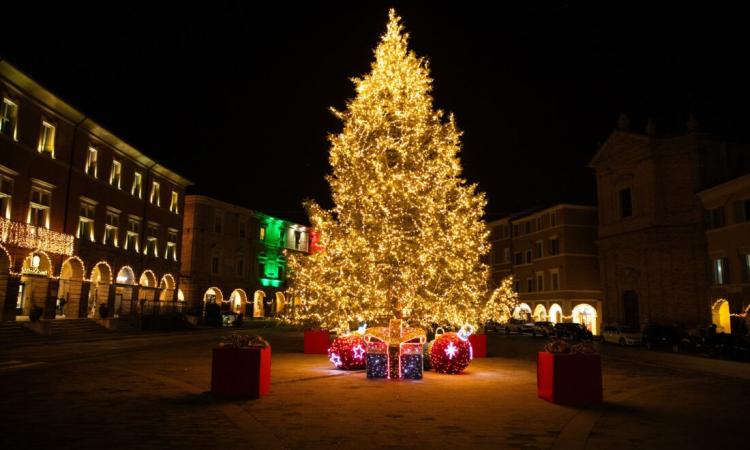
left=1, top=330, right=748, bottom=450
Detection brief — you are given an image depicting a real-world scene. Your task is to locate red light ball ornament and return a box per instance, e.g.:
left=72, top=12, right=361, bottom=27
left=328, top=334, right=367, bottom=370
left=429, top=330, right=473, bottom=374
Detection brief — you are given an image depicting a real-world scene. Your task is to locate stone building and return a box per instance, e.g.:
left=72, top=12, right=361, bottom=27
left=487, top=204, right=602, bottom=334
left=0, top=61, right=192, bottom=322
left=590, top=115, right=750, bottom=330
left=697, top=173, right=750, bottom=333
left=179, top=195, right=311, bottom=319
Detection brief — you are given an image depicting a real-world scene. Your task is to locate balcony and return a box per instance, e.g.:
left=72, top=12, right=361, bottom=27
left=0, top=217, right=75, bottom=256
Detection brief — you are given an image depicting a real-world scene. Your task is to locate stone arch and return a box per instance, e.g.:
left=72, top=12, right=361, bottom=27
left=533, top=304, right=548, bottom=322
left=253, top=290, right=266, bottom=318
left=0, top=243, right=12, bottom=270
left=139, top=269, right=157, bottom=288
left=22, top=250, right=53, bottom=276
left=275, top=291, right=286, bottom=314
left=116, top=266, right=137, bottom=285
left=512, top=303, right=532, bottom=321
left=59, top=256, right=85, bottom=318
left=158, top=274, right=176, bottom=301
left=0, top=244, right=11, bottom=318
left=229, top=289, right=247, bottom=314
left=549, top=303, right=563, bottom=324
left=177, top=288, right=185, bottom=302
left=572, top=303, right=599, bottom=335
left=711, top=299, right=732, bottom=334
left=203, top=287, right=224, bottom=304
left=88, top=261, right=113, bottom=318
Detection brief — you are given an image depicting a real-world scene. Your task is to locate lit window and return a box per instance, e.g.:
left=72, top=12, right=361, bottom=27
left=132, top=171, right=142, bottom=198
left=109, top=160, right=122, bottom=188
left=0, top=98, right=18, bottom=140
left=145, top=224, right=159, bottom=257
left=0, top=174, right=13, bottom=219
left=743, top=254, right=750, bottom=282
left=259, top=226, right=266, bottom=241
left=169, top=191, right=179, bottom=214
left=38, top=121, right=56, bottom=156
left=104, top=211, right=119, bottom=247
left=125, top=218, right=141, bottom=252
left=29, top=187, right=51, bottom=228
left=85, top=148, right=98, bottom=178
left=712, top=258, right=728, bottom=285
left=77, top=202, right=96, bottom=242
left=149, top=181, right=160, bottom=206
left=165, top=229, right=178, bottom=261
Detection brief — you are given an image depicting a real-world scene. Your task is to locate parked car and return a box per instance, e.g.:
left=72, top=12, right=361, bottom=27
left=506, top=318, right=533, bottom=334
left=602, top=325, right=642, bottom=346
left=553, top=323, right=593, bottom=341
left=532, top=321, right=555, bottom=337
left=484, top=320, right=505, bottom=333
left=642, top=324, right=691, bottom=352
left=221, top=312, right=243, bottom=327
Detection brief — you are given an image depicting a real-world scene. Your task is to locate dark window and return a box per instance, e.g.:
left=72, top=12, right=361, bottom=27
left=706, top=207, right=725, bottom=229
left=535, top=241, right=543, bottom=258
left=512, top=224, right=518, bottom=236
left=211, top=256, right=220, bottom=274
left=525, top=250, right=532, bottom=264
left=619, top=188, right=633, bottom=218
left=623, top=290, right=640, bottom=329
left=514, top=281, right=520, bottom=292
left=548, top=238, right=559, bottom=256
left=514, top=252, right=522, bottom=265
left=524, top=221, right=532, bottom=234
left=526, top=278, right=534, bottom=292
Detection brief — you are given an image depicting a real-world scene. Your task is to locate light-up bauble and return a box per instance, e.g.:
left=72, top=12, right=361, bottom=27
left=429, top=332, right=472, bottom=374
left=328, top=334, right=367, bottom=370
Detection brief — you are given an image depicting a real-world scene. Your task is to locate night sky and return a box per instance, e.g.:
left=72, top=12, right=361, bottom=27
left=2, top=2, right=748, bottom=224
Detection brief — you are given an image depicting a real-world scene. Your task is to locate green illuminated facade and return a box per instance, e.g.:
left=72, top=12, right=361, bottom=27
left=255, top=212, right=311, bottom=295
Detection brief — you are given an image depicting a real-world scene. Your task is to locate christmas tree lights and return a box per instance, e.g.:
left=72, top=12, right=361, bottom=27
left=287, top=9, right=492, bottom=333
left=327, top=334, right=367, bottom=370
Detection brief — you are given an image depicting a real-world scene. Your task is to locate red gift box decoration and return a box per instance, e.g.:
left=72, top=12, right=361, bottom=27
left=364, top=319, right=426, bottom=379
left=211, top=346, right=271, bottom=399
left=537, top=352, right=602, bottom=405
left=469, top=333, right=487, bottom=358
left=304, top=329, right=330, bottom=354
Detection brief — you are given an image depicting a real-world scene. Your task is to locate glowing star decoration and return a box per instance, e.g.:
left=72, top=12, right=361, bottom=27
left=285, top=9, right=492, bottom=334
left=445, top=341, right=458, bottom=359
left=430, top=331, right=473, bottom=374
left=327, top=334, right=367, bottom=370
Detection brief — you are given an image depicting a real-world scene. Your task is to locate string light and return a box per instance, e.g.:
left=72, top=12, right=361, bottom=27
left=286, top=9, right=496, bottom=333
left=0, top=217, right=75, bottom=256
left=430, top=331, right=472, bottom=374
left=327, top=334, right=367, bottom=370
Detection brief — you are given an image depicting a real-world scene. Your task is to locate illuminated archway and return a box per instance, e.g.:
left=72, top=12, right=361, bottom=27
left=229, top=289, right=247, bottom=314
left=159, top=274, right=176, bottom=301
left=512, top=303, right=532, bottom=321
left=711, top=299, right=732, bottom=334
left=572, top=303, right=598, bottom=335
left=0, top=244, right=9, bottom=317
left=275, top=291, right=286, bottom=314
left=177, top=288, right=185, bottom=302
left=533, top=304, right=548, bottom=321
left=549, top=303, right=563, bottom=324
left=88, top=262, right=113, bottom=318
left=203, top=287, right=224, bottom=304
left=21, top=250, right=53, bottom=276
left=139, top=270, right=157, bottom=288
left=59, top=257, right=85, bottom=318
left=115, top=266, right=136, bottom=285
left=253, top=290, right=266, bottom=318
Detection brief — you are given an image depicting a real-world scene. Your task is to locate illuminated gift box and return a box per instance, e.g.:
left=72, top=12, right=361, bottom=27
left=304, top=330, right=330, bottom=354
left=469, top=333, right=487, bottom=358
left=537, top=352, right=602, bottom=405
left=365, top=319, right=426, bottom=379
left=211, top=346, right=271, bottom=399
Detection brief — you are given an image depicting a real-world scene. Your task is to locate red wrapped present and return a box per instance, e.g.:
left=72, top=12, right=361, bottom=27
left=469, top=333, right=487, bottom=358
left=304, top=330, right=330, bottom=354
left=211, top=346, right=271, bottom=399
left=537, top=352, right=602, bottom=405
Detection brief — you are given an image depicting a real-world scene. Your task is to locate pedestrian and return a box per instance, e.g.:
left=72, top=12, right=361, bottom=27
left=59, top=297, right=67, bottom=316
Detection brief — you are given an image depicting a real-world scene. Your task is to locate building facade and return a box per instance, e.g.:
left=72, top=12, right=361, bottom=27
left=179, top=195, right=312, bottom=319
left=590, top=117, right=750, bottom=331
left=487, top=204, right=603, bottom=334
left=0, top=61, right=192, bottom=322
left=697, top=174, right=750, bottom=333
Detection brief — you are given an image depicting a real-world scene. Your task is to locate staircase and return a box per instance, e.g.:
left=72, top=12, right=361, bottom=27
left=0, top=322, right=43, bottom=347
left=44, top=319, right=113, bottom=341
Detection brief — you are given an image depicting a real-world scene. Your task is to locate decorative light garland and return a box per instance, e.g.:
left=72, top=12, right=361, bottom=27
left=327, top=334, right=367, bottom=370
left=429, top=329, right=473, bottom=374
left=0, top=217, right=75, bottom=256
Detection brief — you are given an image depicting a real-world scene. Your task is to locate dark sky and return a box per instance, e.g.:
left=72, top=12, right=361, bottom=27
left=2, top=2, right=749, bottom=223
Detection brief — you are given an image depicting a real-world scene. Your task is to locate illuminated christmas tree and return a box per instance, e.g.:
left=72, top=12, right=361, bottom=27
left=288, top=10, right=491, bottom=333
left=480, top=275, right=519, bottom=325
